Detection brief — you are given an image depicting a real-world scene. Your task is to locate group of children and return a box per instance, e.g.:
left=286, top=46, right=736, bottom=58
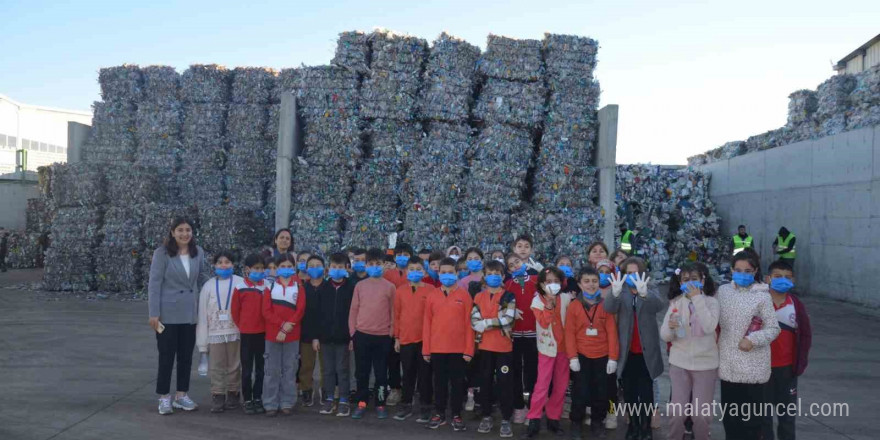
left=185, top=232, right=811, bottom=440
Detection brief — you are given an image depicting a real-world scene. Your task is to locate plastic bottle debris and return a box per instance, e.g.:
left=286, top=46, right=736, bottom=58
left=231, top=67, right=277, bottom=104
left=295, top=66, right=360, bottom=118
left=180, top=64, right=231, bottom=104
left=477, top=34, right=544, bottom=82
left=141, top=65, right=181, bottom=105
left=332, top=31, right=371, bottom=74
left=419, top=32, right=480, bottom=122
left=95, top=207, right=144, bottom=292
left=84, top=100, right=138, bottom=163
left=98, top=64, right=143, bottom=102
left=50, top=163, right=107, bottom=208
left=474, top=79, right=547, bottom=128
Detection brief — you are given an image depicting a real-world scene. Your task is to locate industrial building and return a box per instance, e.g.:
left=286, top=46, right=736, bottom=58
left=835, top=33, right=880, bottom=75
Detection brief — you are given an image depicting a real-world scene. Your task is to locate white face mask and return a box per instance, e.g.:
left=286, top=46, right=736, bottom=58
left=449, top=255, right=460, bottom=262
left=494, top=258, right=504, bottom=264
left=546, top=283, right=561, bottom=296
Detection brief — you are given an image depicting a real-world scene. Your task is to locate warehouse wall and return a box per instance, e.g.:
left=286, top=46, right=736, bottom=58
left=0, top=179, right=39, bottom=230
left=698, top=125, right=880, bottom=306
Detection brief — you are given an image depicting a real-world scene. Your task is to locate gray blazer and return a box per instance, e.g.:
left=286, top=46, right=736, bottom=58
left=147, top=245, right=210, bottom=324
left=604, top=283, right=665, bottom=380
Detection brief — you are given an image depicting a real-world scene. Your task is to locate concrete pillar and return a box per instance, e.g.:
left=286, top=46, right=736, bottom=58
left=67, top=122, right=91, bottom=164
left=275, top=93, right=297, bottom=232
left=597, top=105, right=619, bottom=248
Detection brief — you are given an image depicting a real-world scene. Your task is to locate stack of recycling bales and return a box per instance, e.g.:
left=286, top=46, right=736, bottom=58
left=848, top=65, right=880, bottom=130
left=5, top=231, right=44, bottom=269
left=402, top=33, right=480, bottom=249
left=815, top=74, right=857, bottom=136
left=82, top=65, right=141, bottom=163
left=136, top=65, right=184, bottom=202
left=179, top=64, right=229, bottom=206
left=343, top=30, right=427, bottom=248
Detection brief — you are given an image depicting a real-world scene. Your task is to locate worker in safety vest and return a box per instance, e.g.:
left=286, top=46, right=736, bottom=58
left=732, top=225, right=754, bottom=256
left=772, top=227, right=797, bottom=266
left=619, top=224, right=635, bottom=253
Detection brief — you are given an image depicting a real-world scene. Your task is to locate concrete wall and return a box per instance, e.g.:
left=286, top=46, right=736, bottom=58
left=698, top=125, right=880, bottom=306
left=0, top=179, right=39, bottom=230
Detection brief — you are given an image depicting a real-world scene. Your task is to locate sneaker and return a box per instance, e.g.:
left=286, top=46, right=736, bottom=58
left=500, top=420, right=513, bottom=438
left=302, top=390, right=314, bottom=407
left=320, top=399, right=336, bottom=415
left=452, top=415, right=467, bottom=432
left=158, top=397, right=173, bottom=415
left=243, top=400, right=256, bottom=415
left=393, top=404, right=413, bottom=421
left=428, top=414, right=447, bottom=429
left=386, top=389, right=402, bottom=407
left=225, top=392, right=240, bottom=410
left=477, top=416, right=493, bottom=434
left=604, top=414, right=618, bottom=430
left=416, top=408, right=432, bottom=423
left=351, top=402, right=367, bottom=419
left=173, top=394, right=198, bottom=411
left=253, top=399, right=266, bottom=414
left=513, top=408, right=527, bottom=424
left=377, top=405, right=389, bottom=419
left=465, top=390, right=476, bottom=412
left=336, top=401, right=351, bottom=417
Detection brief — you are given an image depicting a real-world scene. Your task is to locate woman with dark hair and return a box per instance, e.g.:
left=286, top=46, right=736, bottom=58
left=271, top=228, right=294, bottom=258
left=148, top=217, right=211, bottom=415
left=586, top=242, right=610, bottom=268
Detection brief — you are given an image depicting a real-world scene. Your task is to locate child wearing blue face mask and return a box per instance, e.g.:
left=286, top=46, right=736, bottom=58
left=350, top=248, right=368, bottom=280
left=197, top=251, right=244, bottom=413
left=422, top=251, right=445, bottom=288
left=716, top=252, right=780, bottom=439
left=384, top=243, right=414, bottom=288
left=661, top=262, right=719, bottom=440
left=594, top=259, right=620, bottom=430
left=383, top=243, right=415, bottom=407
left=297, top=251, right=312, bottom=282
left=299, top=255, right=326, bottom=408
left=232, top=254, right=270, bottom=415
left=317, top=252, right=356, bottom=416
left=762, top=260, right=811, bottom=440
left=457, top=247, right=486, bottom=290
left=555, top=255, right=578, bottom=297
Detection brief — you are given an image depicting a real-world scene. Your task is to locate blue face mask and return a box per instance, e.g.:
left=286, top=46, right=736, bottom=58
left=512, top=264, right=527, bottom=278
left=329, top=268, right=348, bottom=280
left=352, top=261, right=366, bottom=273
left=732, top=272, right=755, bottom=287
left=583, top=290, right=602, bottom=301
left=426, top=268, right=439, bottom=280
left=458, top=270, right=469, bottom=279
left=485, top=274, right=503, bottom=288
left=559, top=265, right=574, bottom=278
left=395, top=255, right=410, bottom=269
left=770, top=277, right=794, bottom=293
left=366, top=266, right=384, bottom=278
left=297, top=262, right=307, bottom=272
left=407, top=271, right=425, bottom=283
left=439, top=273, right=458, bottom=287
left=307, top=267, right=325, bottom=279
left=248, top=271, right=266, bottom=283
left=215, top=267, right=233, bottom=279
left=679, top=280, right=704, bottom=294
left=599, top=273, right=612, bottom=287
left=277, top=267, right=296, bottom=278
left=625, top=273, right=638, bottom=287
left=466, top=259, right=483, bottom=272
left=264, top=269, right=274, bottom=278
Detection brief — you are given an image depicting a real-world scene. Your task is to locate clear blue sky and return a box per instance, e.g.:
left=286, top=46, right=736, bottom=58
left=2, top=0, right=877, bottom=164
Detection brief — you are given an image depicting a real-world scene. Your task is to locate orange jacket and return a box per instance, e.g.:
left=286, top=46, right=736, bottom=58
left=565, top=298, right=619, bottom=360
left=473, top=289, right=515, bottom=353
left=383, top=269, right=408, bottom=288
left=394, top=283, right=436, bottom=345
left=423, top=286, right=475, bottom=357
left=532, top=294, right=567, bottom=357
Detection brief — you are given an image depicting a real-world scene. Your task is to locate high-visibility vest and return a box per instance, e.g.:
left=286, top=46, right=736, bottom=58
left=732, top=235, right=753, bottom=256
left=777, top=233, right=796, bottom=259
left=620, top=230, right=633, bottom=252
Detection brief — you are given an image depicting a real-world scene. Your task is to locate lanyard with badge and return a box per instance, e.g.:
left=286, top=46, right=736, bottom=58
left=216, top=278, right=233, bottom=321
left=584, top=300, right=600, bottom=336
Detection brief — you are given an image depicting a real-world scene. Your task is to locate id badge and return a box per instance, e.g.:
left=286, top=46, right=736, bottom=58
left=586, top=328, right=598, bottom=336
left=218, top=313, right=229, bottom=321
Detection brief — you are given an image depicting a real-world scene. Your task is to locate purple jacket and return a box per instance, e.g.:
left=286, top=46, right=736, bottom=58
left=789, top=294, right=812, bottom=377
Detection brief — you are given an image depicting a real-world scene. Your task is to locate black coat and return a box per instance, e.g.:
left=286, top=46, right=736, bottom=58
left=316, top=277, right=356, bottom=344
left=301, top=281, right=324, bottom=343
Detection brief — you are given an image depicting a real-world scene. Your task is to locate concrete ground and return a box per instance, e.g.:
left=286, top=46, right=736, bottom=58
left=0, top=268, right=876, bottom=440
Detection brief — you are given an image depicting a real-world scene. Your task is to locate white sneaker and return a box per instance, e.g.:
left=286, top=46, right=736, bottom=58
left=513, top=408, right=528, bottom=424
left=158, top=397, right=173, bottom=415
left=386, top=389, right=402, bottom=407
left=172, top=394, right=198, bottom=411
left=465, top=390, right=475, bottom=412
left=604, top=414, right=617, bottom=429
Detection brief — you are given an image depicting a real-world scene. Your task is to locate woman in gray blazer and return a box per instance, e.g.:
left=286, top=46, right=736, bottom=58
left=148, top=217, right=210, bottom=415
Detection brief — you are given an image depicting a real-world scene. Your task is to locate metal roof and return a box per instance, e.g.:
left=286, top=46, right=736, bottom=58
left=835, top=33, right=880, bottom=69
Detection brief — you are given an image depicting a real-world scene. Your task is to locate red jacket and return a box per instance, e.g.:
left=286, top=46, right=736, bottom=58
left=505, top=275, right=537, bottom=336
left=789, top=294, right=812, bottom=376
left=262, top=277, right=307, bottom=343
left=231, top=278, right=267, bottom=334
left=423, top=286, right=475, bottom=357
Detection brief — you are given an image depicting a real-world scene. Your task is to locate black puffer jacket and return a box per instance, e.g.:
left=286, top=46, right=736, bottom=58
left=316, top=277, right=356, bottom=344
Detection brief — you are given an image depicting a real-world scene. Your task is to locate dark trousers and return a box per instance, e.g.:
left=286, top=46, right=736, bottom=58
left=388, top=343, right=402, bottom=389
left=477, top=350, right=515, bottom=420
left=240, top=332, right=266, bottom=401
left=762, top=367, right=797, bottom=440
left=512, top=336, right=538, bottom=409
left=432, top=353, right=467, bottom=417
left=721, top=380, right=765, bottom=440
left=400, top=342, right=432, bottom=406
left=354, top=331, right=391, bottom=406
left=155, top=323, right=196, bottom=395
left=622, top=353, right=653, bottom=424
left=571, top=355, right=608, bottom=426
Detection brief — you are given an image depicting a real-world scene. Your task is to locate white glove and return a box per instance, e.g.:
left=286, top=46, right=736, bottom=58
left=635, top=272, right=650, bottom=297
left=198, top=352, right=209, bottom=377
left=387, top=232, right=398, bottom=250
left=515, top=309, right=524, bottom=320
left=473, top=320, right=487, bottom=333
left=610, top=272, right=625, bottom=298
left=606, top=360, right=618, bottom=375
left=569, top=358, right=581, bottom=372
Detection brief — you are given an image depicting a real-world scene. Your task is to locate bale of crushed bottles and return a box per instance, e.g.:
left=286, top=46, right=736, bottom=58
left=420, top=32, right=480, bottom=122
left=182, top=103, right=227, bottom=142
left=366, top=118, right=423, bottom=164
left=26, top=198, right=52, bottom=235
left=551, top=207, right=605, bottom=263
left=477, top=34, right=543, bottom=82
left=360, top=70, right=422, bottom=120
left=457, top=208, right=511, bottom=251
left=342, top=208, right=402, bottom=249
left=50, top=162, right=107, bottom=208
left=180, top=64, right=231, bottom=104
left=4, top=231, right=44, bottom=269
left=141, top=65, right=180, bottom=105
left=231, top=67, right=277, bottom=104
left=43, top=207, right=104, bottom=291
left=95, top=207, right=144, bottom=292
left=99, top=64, right=143, bottom=102
left=291, top=162, right=354, bottom=209
left=104, top=162, right=160, bottom=206
left=543, top=34, right=598, bottom=80
left=332, top=30, right=371, bottom=74
left=84, top=100, right=138, bottom=163
left=848, top=65, right=880, bottom=130
left=136, top=102, right=183, bottom=139
left=401, top=207, right=458, bottom=250
left=290, top=207, right=343, bottom=254
left=786, top=90, right=817, bottom=127
left=295, top=66, right=360, bottom=118
left=198, top=206, right=270, bottom=261
left=370, top=30, right=427, bottom=74
left=474, top=79, right=547, bottom=128
left=225, top=104, right=268, bottom=140
left=300, top=116, right=363, bottom=169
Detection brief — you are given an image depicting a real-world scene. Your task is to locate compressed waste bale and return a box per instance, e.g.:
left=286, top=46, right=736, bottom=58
left=85, top=100, right=138, bottom=163
left=231, top=67, right=277, bottom=104
left=401, top=163, right=462, bottom=210
left=300, top=116, right=362, bottom=169
left=457, top=209, right=511, bottom=251
left=43, top=246, right=97, bottom=291
left=49, top=207, right=103, bottom=245
left=104, top=162, right=160, bottom=206
left=410, top=122, right=471, bottom=167
left=26, top=198, right=52, bottom=235
left=295, top=66, right=360, bottom=118
left=470, top=122, right=535, bottom=164
left=180, top=64, right=231, bottom=104
left=177, top=168, right=226, bottom=208
left=847, top=65, right=880, bottom=130
left=199, top=206, right=270, bottom=259
left=477, top=34, right=544, bottom=82
left=360, top=70, right=421, bottom=120
left=367, top=118, right=423, bottom=163
left=291, top=162, right=354, bottom=209
left=474, top=79, right=547, bottom=128
left=51, top=163, right=107, bottom=208
left=551, top=207, right=605, bottom=263
left=532, top=166, right=598, bottom=211
left=96, top=207, right=145, bottom=292
left=543, top=34, right=599, bottom=80
left=815, top=74, right=857, bottom=136
left=141, top=65, right=180, bottom=104
left=290, top=207, right=343, bottom=254
left=786, top=89, right=817, bottom=126
left=182, top=103, right=227, bottom=143
left=272, top=68, right=299, bottom=103
left=5, top=232, right=44, bottom=269
left=99, top=64, right=143, bottom=102
left=226, top=138, right=275, bottom=174
left=226, top=104, right=269, bottom=140
left=136, top=102, right=183, bottom=139
left=347, top=159, right=405, bottom=210
left=342, top=208, right=402, bottom=249
left=401, top=208, right=458, bottom=250
left=419, top=32, right=480, bottom=122
left=370, top=30, right=427, bottom=74
left=332, top=30, right=371, bottom=74
left=266, top=103, right=281, bottom=142
left=744, top=129, right=784, bottom=153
